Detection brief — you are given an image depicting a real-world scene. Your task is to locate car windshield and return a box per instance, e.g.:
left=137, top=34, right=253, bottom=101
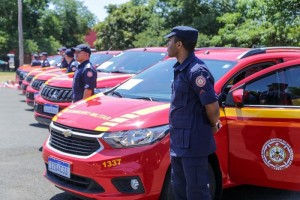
left=48, top=55, right=62, bottom=66
left=90, top=53, right=114, bottom=67
left=110, top=58, right=236, bottom=102
left=97, top=51, right=167, bottom=74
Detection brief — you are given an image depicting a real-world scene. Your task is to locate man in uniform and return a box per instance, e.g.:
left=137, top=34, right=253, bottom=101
left=57, top=46, right=68, bottom=69
left=64, top=48, right=78, bottom=73
left=39, top=52, right=50, bottom=68
left=71, top=44, right=97, bottom=102
left=165, top=26, right=221, bottom=200
left=31, top=54, right=41, bottom=66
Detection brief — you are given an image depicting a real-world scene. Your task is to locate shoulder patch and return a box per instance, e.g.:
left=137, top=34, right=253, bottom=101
left=195, top=75, right=206, bottom=87
left=87, top=71, right=94, bottom=77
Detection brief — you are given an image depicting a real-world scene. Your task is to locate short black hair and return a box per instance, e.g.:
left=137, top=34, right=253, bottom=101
left=174, top=36, right=196, bottom=53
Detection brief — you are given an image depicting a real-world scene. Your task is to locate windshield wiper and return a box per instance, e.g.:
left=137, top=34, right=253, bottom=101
left=111, top=91, right=123, bottom=98
left=110, top=70, right=130, bottom=74
left=134, top=97, right=155, bottom=101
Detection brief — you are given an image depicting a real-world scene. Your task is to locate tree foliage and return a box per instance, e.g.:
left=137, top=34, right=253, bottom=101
left=0, top=0, right=96, bottom=58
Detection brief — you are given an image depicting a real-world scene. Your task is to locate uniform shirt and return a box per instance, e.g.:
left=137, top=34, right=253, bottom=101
left=41, top=59, right=50, bottom=68
left=67, top=59, right=78, bottom=73
left=31, top=59, right=41, bottom=66
left=169, top=52, right=218, bottom=157
left=59, top=58, right=68, bottom=69
left=72, top=60, right=97, bottom=102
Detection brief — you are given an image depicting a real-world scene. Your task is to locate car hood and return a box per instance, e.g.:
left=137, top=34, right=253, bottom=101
left=53, top=95, right=170, bottom=132
left=34, top=69, right=66, bottom=81
left=46, top=72, right=133, bottom=89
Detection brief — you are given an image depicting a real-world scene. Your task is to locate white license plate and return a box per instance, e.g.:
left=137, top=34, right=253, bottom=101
left=43, top=104, right=59, bottom=114
left=48, top=157, right=71, bottom=178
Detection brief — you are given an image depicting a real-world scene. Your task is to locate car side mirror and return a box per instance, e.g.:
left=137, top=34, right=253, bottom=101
left=232, top=88, right=244, bottom=108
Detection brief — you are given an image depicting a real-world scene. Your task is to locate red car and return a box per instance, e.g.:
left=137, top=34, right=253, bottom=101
left=42, top=47, right=300, bottom=199
left=25, top=51, right=121, bottom=107
left=34, top=47, right=168, bottom=125
left=16, top=55, right=62, bottom=91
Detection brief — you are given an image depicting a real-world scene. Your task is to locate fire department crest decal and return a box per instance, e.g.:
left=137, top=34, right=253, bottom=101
left=195, top=75, right=206, bottom=87
left=261, top=138, right=293, bottom=170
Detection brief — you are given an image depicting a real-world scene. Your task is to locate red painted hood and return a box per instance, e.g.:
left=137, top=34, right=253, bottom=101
left=34, top=69, right=66, bottom=81
left=53, top=95, right=170, bottom=132
left=46, top=72, right=133, bottom=89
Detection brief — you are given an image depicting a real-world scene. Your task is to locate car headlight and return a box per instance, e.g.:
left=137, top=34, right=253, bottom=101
left=102, top=125, right=169, bottom=148
left=94, top=87, right=112, bottom=94
left=29, top=78, right=35, bottom=87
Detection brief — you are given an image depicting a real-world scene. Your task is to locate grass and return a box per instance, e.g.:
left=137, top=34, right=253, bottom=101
left=0, top=71, right=15, bottom=83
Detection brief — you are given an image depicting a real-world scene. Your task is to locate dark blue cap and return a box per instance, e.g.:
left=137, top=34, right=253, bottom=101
left=164, top=26, right=198, bottom=42
left=39, top=52, right=48, bottom=56
left=65, top=48, right=74, bottom=58
left=72, top=44, right=91, bottom=55
left=58, top=46, right=67, bottom=51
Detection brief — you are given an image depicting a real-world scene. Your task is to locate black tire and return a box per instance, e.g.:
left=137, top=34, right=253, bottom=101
left=208, top=163, right=217, bottom=199
left=159, top=168, right=174, bottom=200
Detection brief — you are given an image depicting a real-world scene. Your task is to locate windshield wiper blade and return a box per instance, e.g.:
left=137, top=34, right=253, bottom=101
left=134, top=97, right=155, bottom=101
left=111, top=91, right=123, bottom=98
left=110, top=70, right=130, bottom=74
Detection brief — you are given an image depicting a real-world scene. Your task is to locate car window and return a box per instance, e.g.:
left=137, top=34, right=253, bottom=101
left=90, top=54, right=114, bottom=67
left=97, top=51, right=167, bottom=74
left=110, top=58, right=236, bottom=102
left=243, top=65, right=300, bottom=106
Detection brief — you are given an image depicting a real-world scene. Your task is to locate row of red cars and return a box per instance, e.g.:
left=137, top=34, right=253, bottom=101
left=18, top=47, right=300, bottom=200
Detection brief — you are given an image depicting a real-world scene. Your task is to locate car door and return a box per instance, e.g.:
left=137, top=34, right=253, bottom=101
left=223, top=60, right=300, bottom=191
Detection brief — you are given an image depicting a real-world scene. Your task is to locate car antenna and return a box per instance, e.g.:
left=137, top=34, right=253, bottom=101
left=143, top=43, right=151, bottom=51
left=106, top=47, right=112, bottom=54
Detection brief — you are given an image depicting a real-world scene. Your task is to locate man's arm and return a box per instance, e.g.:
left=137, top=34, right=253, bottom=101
left=205, top=101, right=221, bottom=134
left=83, top=88, right=93, bottom=99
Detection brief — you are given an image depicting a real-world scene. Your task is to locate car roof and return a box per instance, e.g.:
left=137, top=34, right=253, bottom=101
left=92, top=51, right=122, bottom=55
left=195, top=47, right=250, bottom=61
left=125, top=47, right=167, bottom=52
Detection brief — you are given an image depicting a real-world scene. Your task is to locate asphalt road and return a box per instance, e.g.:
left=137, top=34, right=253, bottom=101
left=1, top=87, right=300, bottom=200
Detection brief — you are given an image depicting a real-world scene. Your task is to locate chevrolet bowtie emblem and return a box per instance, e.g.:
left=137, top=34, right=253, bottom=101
left=62, top=129, right=73, bottom=137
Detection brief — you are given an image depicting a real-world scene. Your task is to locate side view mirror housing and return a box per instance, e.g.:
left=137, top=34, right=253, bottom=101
left=232, top=88, right=244, bottom=108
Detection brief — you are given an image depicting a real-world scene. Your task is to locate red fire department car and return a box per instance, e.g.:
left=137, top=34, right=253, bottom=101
left=42, top=47, right=300, bottom=199
left=25, top=51, right=121, bottom=107
left=16, top=55, right=62, bottom=90
left=34, top=47, right=168, bottom=125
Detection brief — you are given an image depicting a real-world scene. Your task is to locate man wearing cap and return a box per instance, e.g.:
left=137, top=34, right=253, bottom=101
left=57, top=46, right=68, bottom=69
left=40, top=52, right=50, bottom=68
left=165, top=26, right=221, bottom=200
left=64, top=48, right=78, bottom=73
left=31, top=54, right=41, bottom=66
left=71, top=44, right=97, bottom=102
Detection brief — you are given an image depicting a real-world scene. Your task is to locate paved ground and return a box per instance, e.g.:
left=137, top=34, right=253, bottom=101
left=0, top=87, right=300, bottom=200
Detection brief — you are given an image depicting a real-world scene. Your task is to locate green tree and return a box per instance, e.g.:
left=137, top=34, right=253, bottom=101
left=94, top=1, right=151, bottom=50
left=212, top=0, right=300, bottom=47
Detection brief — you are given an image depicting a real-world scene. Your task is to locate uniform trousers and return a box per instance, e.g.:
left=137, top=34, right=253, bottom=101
left=171, top=156, right=211, bottom=200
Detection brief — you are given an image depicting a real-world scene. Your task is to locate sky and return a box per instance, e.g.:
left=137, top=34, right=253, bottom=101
left=82, top=0, right=130, bottom=22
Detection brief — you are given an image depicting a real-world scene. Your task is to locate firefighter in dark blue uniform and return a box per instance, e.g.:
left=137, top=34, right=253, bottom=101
left=64, top=48, right=78, bottom=73
left=165, top=26, right=221, bottom=200
left=31, top=54, right=41, bottom=66
left=39, top=52, right=50, bottom=68
left=57, top=46, right=68, bottom=69
left=71, top=44, right=97, bottom=102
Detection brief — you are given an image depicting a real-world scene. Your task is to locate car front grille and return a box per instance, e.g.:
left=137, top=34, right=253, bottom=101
left=31, top=79, right=46, bottom=90
left=46, top=164, right=105, bottom=193
left=49, top=125, right=101, bottom=156
left=41, top=85, right=73, bottom=102
left=25, top=75, right=34, bottom=83
left=26, top=92, right=34, bottom=101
